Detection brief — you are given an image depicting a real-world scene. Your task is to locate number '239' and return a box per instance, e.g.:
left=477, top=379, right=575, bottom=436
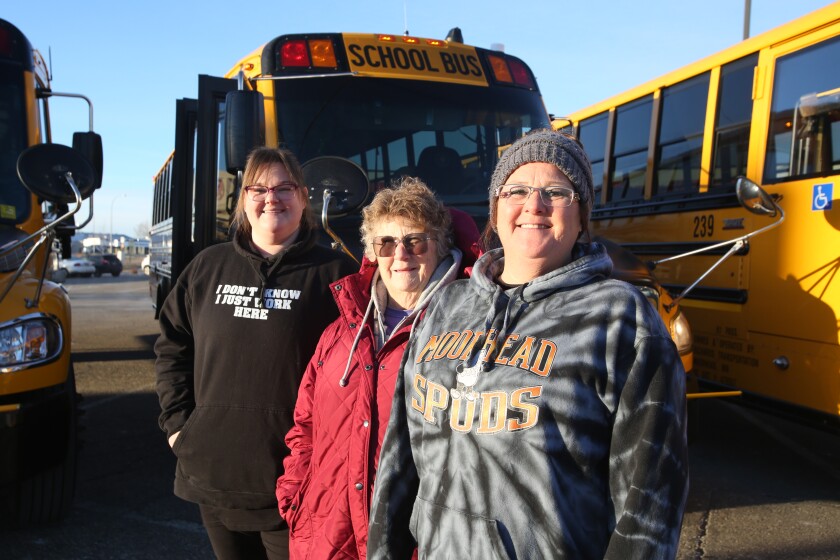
left=693, top=214, right=714, bottom=238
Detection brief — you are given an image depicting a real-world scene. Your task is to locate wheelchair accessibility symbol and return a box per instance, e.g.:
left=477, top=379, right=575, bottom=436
left=812, top=183, right=833, bottom=211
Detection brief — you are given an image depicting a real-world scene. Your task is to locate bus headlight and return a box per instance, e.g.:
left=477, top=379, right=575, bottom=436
left=0, top=314, right=63, bottom=372
left=670, top=309, right=693, bottom=356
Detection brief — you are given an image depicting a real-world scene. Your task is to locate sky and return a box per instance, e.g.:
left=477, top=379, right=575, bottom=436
left=4, top=0, right=837, bottom=238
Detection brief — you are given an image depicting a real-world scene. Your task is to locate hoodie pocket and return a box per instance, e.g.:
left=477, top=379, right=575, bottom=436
left=409, top=497, right=510, bottom=559
left=171, top=406, right=202, bottom=456
left=174, top=404, right=292, bottom=507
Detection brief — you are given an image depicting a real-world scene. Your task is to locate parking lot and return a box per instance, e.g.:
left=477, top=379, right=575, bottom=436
left=1, top=274, right=839, bottom=559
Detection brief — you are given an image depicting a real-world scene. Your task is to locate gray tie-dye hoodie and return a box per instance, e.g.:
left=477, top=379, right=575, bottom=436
left=368, top=242, right=688, bottom=560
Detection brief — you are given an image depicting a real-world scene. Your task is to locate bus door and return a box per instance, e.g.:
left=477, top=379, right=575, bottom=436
left=749, top=25, right=840, bottom=416
left=160, top=75, right=237, bottom=311
left=196, top=75, right=238, bottom=252
left=158, top=98, right=197, bottom=309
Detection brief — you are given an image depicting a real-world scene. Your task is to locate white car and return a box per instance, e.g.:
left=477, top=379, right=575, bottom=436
left=141, top=254, right=150, bottom=275
left=57, top=257, right=96, bottom=277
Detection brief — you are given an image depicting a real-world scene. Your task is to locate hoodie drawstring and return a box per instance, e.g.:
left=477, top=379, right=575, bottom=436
left=339, top=296, right=376, bottom=387
left=458, top=284, right=528, bottom=374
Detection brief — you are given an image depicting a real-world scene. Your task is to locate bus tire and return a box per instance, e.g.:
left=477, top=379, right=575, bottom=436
left=16, top=365, right=80, bottom=525
left=154, top=285, right=164, bottom=320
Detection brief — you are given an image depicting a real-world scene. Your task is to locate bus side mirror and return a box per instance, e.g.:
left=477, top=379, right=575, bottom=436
left=72, top=131, right=103, bottom=190
left=736, top=177, right=778, bottom=217
left=225, top=89, right=265, bottom=172
left=302, top=156, right=370, bottom=218
left=16, top=143, right=96, bottom=203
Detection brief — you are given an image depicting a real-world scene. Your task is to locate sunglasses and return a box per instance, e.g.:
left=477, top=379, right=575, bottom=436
left=371, top=233, right=433, bottom=258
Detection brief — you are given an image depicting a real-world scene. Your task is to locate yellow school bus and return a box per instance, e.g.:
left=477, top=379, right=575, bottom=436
left=149, top=29, right=552, bottom=308
left=150, top=27, right=694, bottom=377
left=0, top=18, right=102, bottom=524
left=555, top=3, right=840, bottom=428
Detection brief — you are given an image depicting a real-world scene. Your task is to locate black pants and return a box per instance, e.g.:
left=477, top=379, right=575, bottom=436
left=200, top=505, right=290, bottom=560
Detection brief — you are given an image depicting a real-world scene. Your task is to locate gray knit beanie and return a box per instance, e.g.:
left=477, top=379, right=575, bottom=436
left=489, top=129, right=594, bottom=231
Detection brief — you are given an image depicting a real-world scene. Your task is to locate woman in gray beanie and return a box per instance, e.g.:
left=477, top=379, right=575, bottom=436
left=368, top=129, right=688, bottom=560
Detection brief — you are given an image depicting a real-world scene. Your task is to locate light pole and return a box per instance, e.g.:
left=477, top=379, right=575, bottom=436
left=743, top=0, right=752, bottom=40
left=110, top=194, right=125, bottom=252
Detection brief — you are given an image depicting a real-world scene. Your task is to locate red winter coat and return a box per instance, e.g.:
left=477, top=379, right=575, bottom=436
left=276, top=211, right=479, bottom=559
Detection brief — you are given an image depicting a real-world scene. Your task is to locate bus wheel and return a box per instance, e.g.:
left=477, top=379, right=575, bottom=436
left=154, top=286, right=164, bottom=320
left=17, top=365, right=80, bottom=525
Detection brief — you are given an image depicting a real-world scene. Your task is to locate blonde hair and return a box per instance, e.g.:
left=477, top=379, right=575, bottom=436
left=231, top=147, right=315, bottom=238
left=360, top=177, right=453, bottom=260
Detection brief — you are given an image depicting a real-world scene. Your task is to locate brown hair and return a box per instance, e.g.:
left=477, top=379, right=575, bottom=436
left=360, top=177, right=453, bottom=260
left=231, top=147, right=316, bottom=238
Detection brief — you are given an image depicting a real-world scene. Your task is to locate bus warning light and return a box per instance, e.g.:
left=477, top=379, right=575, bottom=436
left=487, top=54, right=512, bottom=83
left=508, top=58, right=534, bottom=88
left=309, top=39, right=337, bottom=68
left=0, top=27, right=11, bottom=57
left=281, top=40, right=310, bottom=67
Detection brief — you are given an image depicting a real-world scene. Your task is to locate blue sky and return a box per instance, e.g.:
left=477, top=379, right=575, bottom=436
left=4, top=0, right=836, bottom=237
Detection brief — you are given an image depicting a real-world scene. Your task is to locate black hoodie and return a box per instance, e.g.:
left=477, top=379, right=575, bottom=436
left=155, top=225, right=357, bottom=522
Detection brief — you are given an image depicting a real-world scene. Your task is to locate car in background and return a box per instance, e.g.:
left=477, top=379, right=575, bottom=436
left=86, top=253, right=123, bottom=277
left=57, top=257, right=96, bottom=277
left=141, top=253, right=150, bottom=275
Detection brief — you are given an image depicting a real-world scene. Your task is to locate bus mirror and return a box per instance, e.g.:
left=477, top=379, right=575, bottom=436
left=798, top=89, right=840, bottom=118
left=72, top=131, right=103, bottom=190
left=225, top=90, right=265, bottom=172
left=736, top=177, right=777, bottom=217
left=16, top=143, right=96, bottom=203
left=302, top=156, right=370, bottom=218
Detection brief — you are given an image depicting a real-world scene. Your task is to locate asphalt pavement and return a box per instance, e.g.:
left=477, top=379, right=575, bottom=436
left=1, top=273, right=839, bottom=559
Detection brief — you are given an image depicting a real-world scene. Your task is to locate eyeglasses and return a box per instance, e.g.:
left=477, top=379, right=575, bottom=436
left=244, top=182, right=299, bottom=202
left=371, top=233, right=433, bottom=258
left=495, top=184, right=580, bottom=208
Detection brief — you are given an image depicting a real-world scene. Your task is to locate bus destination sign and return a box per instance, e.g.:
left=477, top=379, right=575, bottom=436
left=344, top=36, right=488, bottom=86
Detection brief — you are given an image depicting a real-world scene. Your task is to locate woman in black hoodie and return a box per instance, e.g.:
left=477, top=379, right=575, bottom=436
left=155, top=147, right=357, bottom=559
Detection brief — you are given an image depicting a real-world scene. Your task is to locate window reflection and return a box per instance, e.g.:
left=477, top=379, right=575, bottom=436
left=765, top=35, right=840, bottom=182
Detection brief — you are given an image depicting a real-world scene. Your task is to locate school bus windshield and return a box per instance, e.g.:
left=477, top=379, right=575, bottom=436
left=273, top=76, right=549, bottom=205
left=0, top=68, right=30, bottom=225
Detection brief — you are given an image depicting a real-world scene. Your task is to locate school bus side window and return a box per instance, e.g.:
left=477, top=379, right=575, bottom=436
left=579, top=112, right=608, bottom=206
left=711, top=54, right=757, bottom=190
left=655, top=73, right=709, bottom=196
left=610, top=96, right=652, bottom=202
left=764, top=34, right=840, bottom=182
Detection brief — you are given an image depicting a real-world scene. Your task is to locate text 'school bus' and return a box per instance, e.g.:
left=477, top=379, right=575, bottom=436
left=0, top=18, right=103, bottom=524
left=555, top=3, right=840, bottom=428
left=148, top=28, right=693, bottom=374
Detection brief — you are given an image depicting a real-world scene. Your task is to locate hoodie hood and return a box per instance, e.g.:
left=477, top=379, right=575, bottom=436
left=337, top=247, right=463, bottom=387
left=470, top=241, right=612, bottom=303
left=370, top=247, right=463, bottom=339
left=460, top=241, right=613, bottom=372
left=234, top=222, right=319, bottom=294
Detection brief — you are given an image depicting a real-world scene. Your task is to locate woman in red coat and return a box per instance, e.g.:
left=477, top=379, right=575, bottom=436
left=276, top=177, right=479, bottom=559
